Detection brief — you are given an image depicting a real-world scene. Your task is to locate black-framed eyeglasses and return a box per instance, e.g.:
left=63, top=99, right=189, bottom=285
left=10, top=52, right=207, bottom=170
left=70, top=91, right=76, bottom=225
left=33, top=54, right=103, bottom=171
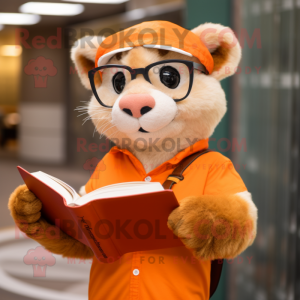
left=88, top=59, right=208, bottom=108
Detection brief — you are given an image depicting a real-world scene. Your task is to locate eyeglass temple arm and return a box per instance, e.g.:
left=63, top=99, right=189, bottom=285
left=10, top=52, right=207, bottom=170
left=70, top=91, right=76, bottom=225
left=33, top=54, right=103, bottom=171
left=193, top=62, right=209, bottom=75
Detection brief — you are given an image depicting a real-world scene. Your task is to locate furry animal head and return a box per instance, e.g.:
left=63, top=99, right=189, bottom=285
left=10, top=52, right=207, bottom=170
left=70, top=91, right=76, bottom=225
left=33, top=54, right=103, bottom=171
left=71, top=22, right=241, bottom=159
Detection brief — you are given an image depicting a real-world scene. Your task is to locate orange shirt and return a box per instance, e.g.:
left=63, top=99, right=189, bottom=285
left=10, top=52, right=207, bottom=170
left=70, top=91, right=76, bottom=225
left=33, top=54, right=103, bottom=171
left=85, top=139, right=247, bottom=300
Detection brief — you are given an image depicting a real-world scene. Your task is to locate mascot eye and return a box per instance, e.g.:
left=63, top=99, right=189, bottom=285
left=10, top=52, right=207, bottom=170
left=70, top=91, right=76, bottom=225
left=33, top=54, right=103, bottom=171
left=112, top=72, right=125, bottom=94
left=160, top=66, right=180, bottom=89
left=35, top=67, right=38, bottom=71
left=43, top=67, right=47, bottom=71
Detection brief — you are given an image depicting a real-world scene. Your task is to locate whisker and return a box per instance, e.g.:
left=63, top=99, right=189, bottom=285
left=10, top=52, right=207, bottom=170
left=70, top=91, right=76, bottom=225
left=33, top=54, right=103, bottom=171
left=100, top=124, right=117, bottom=139
left=93, top=119, right=112, bottom=137
left=82, top=111, right=110, bottom=124
left=75, top=105, right=111, bottom=112
left=82, top=116, right=91, bottom=125
left=97, top=121, right=112, bottom=136
left=93, top=118, right=103, bottom=137
left=94, top=117, right=112, bottom=134
left=77, top=112, right=90, bottom=117
left=75, top=108, right=111, bottom=114
left=107, top=128, right=120, bottom=140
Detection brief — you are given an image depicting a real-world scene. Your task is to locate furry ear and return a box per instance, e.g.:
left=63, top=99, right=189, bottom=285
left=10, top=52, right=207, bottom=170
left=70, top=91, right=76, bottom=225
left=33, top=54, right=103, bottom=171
left=192, top=23, right=241, bottom=81
left=71, top=36, right=103, bottom=89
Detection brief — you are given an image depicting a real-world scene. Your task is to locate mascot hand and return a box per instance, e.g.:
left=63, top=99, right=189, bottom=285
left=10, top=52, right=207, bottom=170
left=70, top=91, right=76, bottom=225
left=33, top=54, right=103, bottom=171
left=8, top=185, right=93, bottom=259
left=167, top=195, right=256, bottom=260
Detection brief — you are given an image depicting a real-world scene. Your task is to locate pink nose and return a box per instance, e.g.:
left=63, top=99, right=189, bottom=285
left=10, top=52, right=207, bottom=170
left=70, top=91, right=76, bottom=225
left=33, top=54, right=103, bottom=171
left=119, top=94, right=155, bottom=118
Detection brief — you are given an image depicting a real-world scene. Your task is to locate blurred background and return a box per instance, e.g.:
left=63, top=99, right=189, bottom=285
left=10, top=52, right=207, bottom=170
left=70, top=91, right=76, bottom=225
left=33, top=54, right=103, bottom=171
left=0, top=0, right=299, bottom=299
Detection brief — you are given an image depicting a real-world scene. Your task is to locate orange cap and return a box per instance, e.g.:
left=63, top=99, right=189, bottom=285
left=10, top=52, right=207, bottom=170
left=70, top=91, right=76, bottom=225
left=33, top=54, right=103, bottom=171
left=95, top=21, right=214, bottom=74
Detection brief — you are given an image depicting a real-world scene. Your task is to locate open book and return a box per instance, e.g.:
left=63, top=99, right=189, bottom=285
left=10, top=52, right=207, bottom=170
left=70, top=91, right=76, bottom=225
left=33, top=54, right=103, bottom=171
left=18, top=167, right=182, bottom=263
left=29, top=171, right=167, bottom=206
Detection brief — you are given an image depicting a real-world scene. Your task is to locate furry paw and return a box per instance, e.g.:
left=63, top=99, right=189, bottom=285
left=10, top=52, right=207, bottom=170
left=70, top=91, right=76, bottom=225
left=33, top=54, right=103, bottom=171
left=8, top=185, right=94, bottom=259
left=167, top=195, right=256, bottom=260
left=8, top=185, right=42, bottom=229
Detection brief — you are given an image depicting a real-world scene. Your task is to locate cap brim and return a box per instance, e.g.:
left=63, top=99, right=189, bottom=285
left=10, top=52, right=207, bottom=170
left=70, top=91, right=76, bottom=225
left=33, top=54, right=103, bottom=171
left=97, top=45, right=193, bottom=67
left=97, top=47, right=133, bottom=67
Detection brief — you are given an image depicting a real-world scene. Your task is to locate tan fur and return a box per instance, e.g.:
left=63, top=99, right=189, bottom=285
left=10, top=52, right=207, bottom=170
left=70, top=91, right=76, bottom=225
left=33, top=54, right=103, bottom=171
left=167, top=194, right=255, bottom=260
left=8, top=185, right=93, bottom=259
left=71, top=36, right=103, bottom=89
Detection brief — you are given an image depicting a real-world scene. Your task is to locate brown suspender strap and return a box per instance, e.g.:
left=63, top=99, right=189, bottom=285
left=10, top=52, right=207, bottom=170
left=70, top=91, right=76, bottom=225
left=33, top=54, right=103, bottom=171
left=162, top=148, right=223, bottom=299
left=162, top=149, right=212, bottom=189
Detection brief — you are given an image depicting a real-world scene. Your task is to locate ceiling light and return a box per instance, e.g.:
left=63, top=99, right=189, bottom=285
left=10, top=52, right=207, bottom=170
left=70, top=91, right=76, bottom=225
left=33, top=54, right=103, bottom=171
left=63, top=0, right=129, bottom=4
left=19, top=2, right=84, bottom=16
left=0, top=13, right=40, bottom=25
left=0, top=45, right=22, bottom=57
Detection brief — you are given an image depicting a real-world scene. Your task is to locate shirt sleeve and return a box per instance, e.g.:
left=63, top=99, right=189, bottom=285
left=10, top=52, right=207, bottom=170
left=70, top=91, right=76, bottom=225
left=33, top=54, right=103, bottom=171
left=203, top=153, right=247, bottom=195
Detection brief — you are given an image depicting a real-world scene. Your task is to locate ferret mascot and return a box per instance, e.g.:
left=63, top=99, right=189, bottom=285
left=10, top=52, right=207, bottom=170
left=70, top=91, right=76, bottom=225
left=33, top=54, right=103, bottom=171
left=9, top=21, right=257, bottom=300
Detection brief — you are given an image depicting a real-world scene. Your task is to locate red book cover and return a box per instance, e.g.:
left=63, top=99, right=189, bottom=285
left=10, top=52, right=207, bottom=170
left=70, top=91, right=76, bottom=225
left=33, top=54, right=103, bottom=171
left=18, top=166, right=183, bottom=263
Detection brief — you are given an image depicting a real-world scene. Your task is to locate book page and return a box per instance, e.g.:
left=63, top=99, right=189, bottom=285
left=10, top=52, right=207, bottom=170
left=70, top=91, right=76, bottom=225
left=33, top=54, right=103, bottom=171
left=31, top=172, right=77, bottom=205
left=44, top=173, right=80, bottom=200
left=77, top=182, right=164, bottom=205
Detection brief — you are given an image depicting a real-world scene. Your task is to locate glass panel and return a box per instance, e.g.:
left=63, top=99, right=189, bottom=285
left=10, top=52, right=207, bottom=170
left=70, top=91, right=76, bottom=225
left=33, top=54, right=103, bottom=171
left=229, top=0, right=299, bottom=299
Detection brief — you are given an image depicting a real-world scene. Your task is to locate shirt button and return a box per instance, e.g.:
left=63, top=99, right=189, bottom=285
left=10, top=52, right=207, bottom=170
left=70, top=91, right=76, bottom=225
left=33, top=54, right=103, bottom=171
left=133, top=269, right=139, bottom=276
left=144, top=176, right=151, bottom=182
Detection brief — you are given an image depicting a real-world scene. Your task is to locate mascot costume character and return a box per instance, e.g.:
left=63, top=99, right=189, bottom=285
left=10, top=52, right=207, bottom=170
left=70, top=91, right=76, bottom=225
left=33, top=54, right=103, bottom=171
left=9, top=21, right=257, bottom=300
